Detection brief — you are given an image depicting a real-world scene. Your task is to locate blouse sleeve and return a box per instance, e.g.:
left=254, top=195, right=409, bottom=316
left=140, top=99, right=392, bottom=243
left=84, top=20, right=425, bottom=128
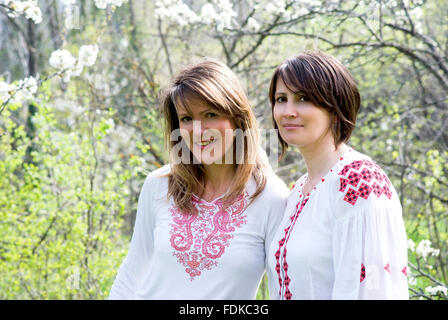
left=108, top=176, right=154, bottom=300
left=264, top=176, right=289, bottom=260
left=331, top=184, right=409, bottom=300
left=264, top=173, right=289, bottom=300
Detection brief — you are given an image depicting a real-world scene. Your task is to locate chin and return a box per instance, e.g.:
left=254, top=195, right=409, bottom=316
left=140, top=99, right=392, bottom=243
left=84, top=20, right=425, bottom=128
left=281, top=137, right=304, bottom=147
left=192, top=153, right=225, bottom=165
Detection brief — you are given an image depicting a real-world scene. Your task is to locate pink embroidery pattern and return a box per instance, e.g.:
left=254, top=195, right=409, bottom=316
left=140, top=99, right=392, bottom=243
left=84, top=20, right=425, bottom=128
left=275, top=196, right=309, bottom=300
left=360, top=262, right=405, bottom=282
left=360, top=264, right=366, bottom=282
left=401, top=266, right=407, bottom=276
left=338, top=159, right=393, bottom=205
left=169, top=193, right=248, bottom=281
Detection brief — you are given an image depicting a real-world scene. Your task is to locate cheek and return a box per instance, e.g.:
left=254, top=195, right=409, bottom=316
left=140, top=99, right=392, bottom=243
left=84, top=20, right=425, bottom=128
left=273, top=106, right=282, bottom=121
left=178, top=125, right=192, bottom=142
left=216, top=119, right=236, bottom=134
left=315, top=111, right=333, bottom=131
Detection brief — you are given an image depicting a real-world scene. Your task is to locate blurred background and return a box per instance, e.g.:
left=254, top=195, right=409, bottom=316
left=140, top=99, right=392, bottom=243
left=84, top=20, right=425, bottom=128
left=0, top=0, right=446, bottom=299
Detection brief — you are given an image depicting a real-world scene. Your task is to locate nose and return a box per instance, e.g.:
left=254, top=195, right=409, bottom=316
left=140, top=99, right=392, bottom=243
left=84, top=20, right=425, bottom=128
left=192, top=120, right=214, bottom=142
left=282, top=101, right=298, bottom=118
left=192, top=120, right=210, bottom=133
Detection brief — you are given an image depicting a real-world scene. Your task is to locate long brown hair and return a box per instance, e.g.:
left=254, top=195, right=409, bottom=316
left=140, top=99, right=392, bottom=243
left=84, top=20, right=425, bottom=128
left=269, top=50, right=361, bottom=158
left=160, top=58, right=267, bottom=214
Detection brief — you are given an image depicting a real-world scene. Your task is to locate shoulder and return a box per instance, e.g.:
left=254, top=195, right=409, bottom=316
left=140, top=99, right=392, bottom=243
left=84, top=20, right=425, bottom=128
left=248, top=169, right=289, bottom=229
left=329, top=149, right=401, bottom=218
left=140, top=164, right=171, bottom=198
left=258, top=168, right=289, bottom=201
left=144, top=164, right=171, bottom=183
left=146, top=164, right=171, bottom=179
left=246, top=168, right=288, bottom=214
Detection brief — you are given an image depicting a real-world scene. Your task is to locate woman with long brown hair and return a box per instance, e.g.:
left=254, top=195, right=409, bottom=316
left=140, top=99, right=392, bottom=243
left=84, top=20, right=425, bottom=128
left=267, top=51, right=408, bottom=300
left=109, top=59, right=288, bottom=299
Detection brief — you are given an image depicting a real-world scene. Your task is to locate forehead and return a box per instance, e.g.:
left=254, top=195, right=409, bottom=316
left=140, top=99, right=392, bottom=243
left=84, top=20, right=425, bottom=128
left=175, top=93, right=217, bottom=115
left=275, top=77, right=289, bottom=93
left=275, top=76, right=301, bottom=96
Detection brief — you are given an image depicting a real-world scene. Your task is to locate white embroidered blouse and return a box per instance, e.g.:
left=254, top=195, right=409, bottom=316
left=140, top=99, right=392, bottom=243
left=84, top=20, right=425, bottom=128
left=267, top=148, right=409, bottom=300
left=109, top=164, right=288, bottom=299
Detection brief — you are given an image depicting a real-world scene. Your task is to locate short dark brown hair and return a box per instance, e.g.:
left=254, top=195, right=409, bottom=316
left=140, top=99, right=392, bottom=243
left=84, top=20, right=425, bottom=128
left=269, top=51, right=361, bottom=158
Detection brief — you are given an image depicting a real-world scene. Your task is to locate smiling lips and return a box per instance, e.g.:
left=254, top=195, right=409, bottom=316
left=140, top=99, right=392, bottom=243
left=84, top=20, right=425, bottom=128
left=282, top=123, right=304, bottom=130
left=194, top=136, right=216, bottom=148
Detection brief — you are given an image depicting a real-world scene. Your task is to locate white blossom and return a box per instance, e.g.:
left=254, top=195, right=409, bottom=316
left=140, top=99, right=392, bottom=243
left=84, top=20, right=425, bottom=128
left=246, top=17, right=260, bottom=32
left=49, top=44, right=99, bottom=83
left=71, top=61, right=84, bottom=77
left=0, top=81, right=12, bottom=102
left=62, top=70, right=73, bottom=83
left=200, top=3, right=219, bottom=25
left=17, top=76, right=38, bottom=99
left=61, top=0, right=77, bottom=5
left=109, top=0, right=124, bottom=6
left=214, top=0, right=236, bottom=31
left=425, top=285, right=448, bottom=296
left=2, top=0, right=42, bottom=24
left=265, top=0, right=286, bottom=15
left=407, top=239, right=415, bottom=252
left=407, top=268, right=417, bottom=286
left=416, top=240, right=440, bottom=261
left=23, top=2, right=42, bottom=24
left=24, top=76, right=38, bottom=93
left=49, top=49, right=76, bottom=70
left=120, top=38, right=129, bottom=49
left=155, top=0, right=199, bottom=26
left=93, top=0, right=126, bottom=9
left=93, top=0, right=108, bottom=9
left=78, top=44, right=99, bottom=67
left=0, top=76, right=39, bottom=103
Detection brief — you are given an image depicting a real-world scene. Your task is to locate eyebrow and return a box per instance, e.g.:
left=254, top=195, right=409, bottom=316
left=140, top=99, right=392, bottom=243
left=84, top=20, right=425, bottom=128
left=177, top=106, right=218, bottom=116
left=274, top=91, right=287, bottom=96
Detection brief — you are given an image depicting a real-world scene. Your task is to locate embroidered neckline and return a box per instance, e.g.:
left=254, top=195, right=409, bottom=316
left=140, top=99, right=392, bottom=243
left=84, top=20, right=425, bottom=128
left=191, top=192, right=227, bottom=205
left=297, top=147, right=354, bottom=198
left=169, top=192, right=248, bottom=281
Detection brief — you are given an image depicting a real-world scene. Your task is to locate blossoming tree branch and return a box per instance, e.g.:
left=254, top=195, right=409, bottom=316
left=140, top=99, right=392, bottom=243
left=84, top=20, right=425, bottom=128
left=0, top=0, right=126, bottom=115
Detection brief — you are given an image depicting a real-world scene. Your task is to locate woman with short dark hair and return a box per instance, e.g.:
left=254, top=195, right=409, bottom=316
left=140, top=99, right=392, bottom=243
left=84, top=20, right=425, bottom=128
left=267, top=51, right=408, bottom=300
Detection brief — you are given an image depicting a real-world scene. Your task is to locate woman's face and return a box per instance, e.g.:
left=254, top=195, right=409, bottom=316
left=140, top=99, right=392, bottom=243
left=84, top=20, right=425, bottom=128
left=273, top=78, right=334, bottom=149
left=176, top=95, right=236, bottom=165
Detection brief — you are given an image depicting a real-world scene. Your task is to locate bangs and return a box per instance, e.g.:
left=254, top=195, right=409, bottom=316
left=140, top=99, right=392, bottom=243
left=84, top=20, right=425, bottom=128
left=277, top=60, right=310, bottom=96
left=170, top=82, right=231, bottom=118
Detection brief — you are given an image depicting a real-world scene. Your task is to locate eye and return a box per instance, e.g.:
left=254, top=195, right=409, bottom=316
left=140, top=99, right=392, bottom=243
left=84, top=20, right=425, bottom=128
left=180, top=116, right=192, bottom=122
left=298, top=95, right=308, bottom=102
left=275, top=96, right=286, bottom=103
left=205, top=112, right=218, bottom=118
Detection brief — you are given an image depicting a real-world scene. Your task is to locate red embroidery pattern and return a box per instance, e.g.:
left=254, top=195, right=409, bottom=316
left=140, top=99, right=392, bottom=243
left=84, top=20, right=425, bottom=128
left=169, top=193, right=248, bottom=281
left=338, top=159, right=392, bottom=205
left=401, top=266, right=407, bottom=276
left=360, top=262, right=406, bottom=282
left=360, top=264, right=366, bottom=282
left=275, top=196, right=309, bottom=300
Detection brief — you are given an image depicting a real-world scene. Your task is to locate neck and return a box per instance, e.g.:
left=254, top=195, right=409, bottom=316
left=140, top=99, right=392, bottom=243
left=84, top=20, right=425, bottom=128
left=202, top=163, right=236, bottom=193
left=299, top=135, right=348, bottom=180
